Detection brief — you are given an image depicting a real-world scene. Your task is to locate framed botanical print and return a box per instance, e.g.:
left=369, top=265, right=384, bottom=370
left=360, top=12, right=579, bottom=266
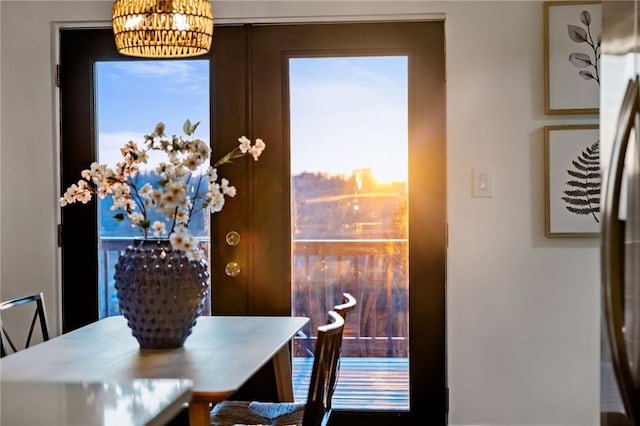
left=544, top=1, right=601, bottom=114
left=544, top=124, right=600, bottom=237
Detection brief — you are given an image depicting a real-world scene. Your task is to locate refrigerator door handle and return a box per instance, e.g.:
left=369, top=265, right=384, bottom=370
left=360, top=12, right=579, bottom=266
left=601, top=75, right=640, bottom=424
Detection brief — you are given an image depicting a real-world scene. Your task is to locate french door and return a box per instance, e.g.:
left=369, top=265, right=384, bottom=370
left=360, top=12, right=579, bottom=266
left=59, top=22, right=446, bottom=424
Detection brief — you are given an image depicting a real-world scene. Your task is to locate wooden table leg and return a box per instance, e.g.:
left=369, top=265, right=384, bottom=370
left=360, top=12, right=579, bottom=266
left=273, top=344, right=294, bottom=402
left=188, top=400, right=211, bottom=426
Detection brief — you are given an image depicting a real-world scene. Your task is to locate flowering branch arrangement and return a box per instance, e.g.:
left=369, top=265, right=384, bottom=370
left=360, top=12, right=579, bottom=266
left=60, top=119, right=265, bottom=262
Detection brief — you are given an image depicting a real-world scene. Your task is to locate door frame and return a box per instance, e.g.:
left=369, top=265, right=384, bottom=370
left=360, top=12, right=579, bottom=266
left=55, top=16, right=447, bottom=425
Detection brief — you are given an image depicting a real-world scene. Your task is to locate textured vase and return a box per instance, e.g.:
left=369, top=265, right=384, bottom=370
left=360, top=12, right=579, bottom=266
left=114, top=239, right=209, bottom=349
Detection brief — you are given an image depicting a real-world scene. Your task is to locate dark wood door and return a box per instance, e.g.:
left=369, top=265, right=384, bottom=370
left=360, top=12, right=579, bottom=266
left=59, top=28, right=119, bottom=332
left=211, top=23, right=447, bottom=424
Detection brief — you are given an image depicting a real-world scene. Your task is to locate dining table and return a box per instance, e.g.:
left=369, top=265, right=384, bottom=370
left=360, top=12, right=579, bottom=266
left=1, top=379, right=193, bottom=426
left=0, top=315, right=309, bottom=426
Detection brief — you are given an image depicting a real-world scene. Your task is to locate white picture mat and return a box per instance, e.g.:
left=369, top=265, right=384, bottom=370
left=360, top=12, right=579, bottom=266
left=546, top=126, right=600, bottom=236
left=546, top=2, right=601, bottom=112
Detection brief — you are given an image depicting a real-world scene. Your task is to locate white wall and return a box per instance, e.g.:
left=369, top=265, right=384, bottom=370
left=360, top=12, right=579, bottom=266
left=0, top=1, right=600, bottom=425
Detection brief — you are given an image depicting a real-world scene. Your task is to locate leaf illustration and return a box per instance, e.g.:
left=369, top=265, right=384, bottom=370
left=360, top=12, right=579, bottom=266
left=569, top=52, right=592, bottom=68
left=568, top=25, right=588, bottom=43
left=567, top=169, right=599, bottom=179
left=562, top=139, right=600, bottom=223
left=563, top=189, right=600, bottom=197
left=571, top=160, right=591, bottom=172
left=566, top=10, right=600, bottom=86
left=579, top=70, right=596, bottom=80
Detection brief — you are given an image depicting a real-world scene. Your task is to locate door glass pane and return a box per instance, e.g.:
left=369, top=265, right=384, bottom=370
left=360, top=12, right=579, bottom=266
left=290, top=56, right=409, bottom=410
left=94, top=60, right=210, bottom=318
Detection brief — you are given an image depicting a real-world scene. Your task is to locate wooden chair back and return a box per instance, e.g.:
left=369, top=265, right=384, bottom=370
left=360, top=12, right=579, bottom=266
left=333, top=292, right=357, bottom=320
left=0, top=292, right=50, bottom=357
left=302, top=310, right=345, bottom=426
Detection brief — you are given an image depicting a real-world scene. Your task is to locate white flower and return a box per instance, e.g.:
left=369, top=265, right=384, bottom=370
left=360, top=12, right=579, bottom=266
left=60, top=119, right=265, bottom=260
left=169, top=227, right=190, bottom=251
left=60, top=180, right=93, bottom=205
left=152, top=221, right=166, bottom=237
left=128, top=212, right=144, bottom=225
left=220, top=178, right=236, bottom=197
left=182, top=154, right=201, bottom=171
left=238, top=136, right=251, bottom=153
left=195, top=139, right=210, bottom=159
left=175, top=209, right=189, bottom=224
left=250, top=138, right=266, bottom=161
left=209, top=191, right=225, bottom=212
left=163, top=181, right=187, bottom=208
left=137, top=150, right=149, bottom=163
left=207, top=167, right=218, bottom=183
left=139, top=183, right=153, bottom=196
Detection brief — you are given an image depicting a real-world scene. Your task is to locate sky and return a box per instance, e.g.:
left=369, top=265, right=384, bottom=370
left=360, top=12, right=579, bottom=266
left=96, top=55, right=408, bottom=183
left=96, top=59, right=210, bottom=168
left=290, top=56, right=408, bottom=183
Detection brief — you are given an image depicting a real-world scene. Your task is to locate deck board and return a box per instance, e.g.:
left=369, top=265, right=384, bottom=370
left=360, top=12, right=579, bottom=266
left=292, top=357, right=410, bottom=410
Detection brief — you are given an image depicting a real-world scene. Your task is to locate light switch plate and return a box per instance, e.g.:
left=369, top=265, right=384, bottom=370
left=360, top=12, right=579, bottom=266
left=472, top=166, right=494, bottom=198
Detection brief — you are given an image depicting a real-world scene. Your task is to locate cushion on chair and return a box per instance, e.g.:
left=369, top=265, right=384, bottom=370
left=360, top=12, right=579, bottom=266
left=249, top=401, right=304, bottom=418
left=210, top=400, right=305, bottom=426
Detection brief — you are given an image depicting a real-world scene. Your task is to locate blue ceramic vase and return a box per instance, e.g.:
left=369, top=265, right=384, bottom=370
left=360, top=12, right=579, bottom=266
left=114, top=239, right=209, bottom=349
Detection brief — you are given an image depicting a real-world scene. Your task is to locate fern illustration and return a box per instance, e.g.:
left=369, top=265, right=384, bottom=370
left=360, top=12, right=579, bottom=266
left=567, top=9, right=600, bottom=85
left=562, top=139, right=600, bottom=223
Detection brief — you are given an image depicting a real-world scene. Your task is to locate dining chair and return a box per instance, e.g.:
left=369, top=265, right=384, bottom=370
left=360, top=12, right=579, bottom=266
left=210, top=310, right=346, bottom=426
left=0, top=292, right=50, bottom=357
left=327, top=292, right=357, bottom=402
left=333, top=292, right=356, bottom=320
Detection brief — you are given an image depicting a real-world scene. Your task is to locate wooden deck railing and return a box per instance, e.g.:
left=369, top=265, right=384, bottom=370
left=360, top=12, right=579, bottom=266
left=98, top=237, right=409, bottom=358
left=291, top=239, right=408, bottom=358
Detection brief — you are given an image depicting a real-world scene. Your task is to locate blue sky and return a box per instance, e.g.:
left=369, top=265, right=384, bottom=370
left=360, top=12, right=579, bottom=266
left=290, top=56, right=407, bottom=182
left=96, top=55, right=408, bottom=183
left=96, top=59, right=210, bottom=167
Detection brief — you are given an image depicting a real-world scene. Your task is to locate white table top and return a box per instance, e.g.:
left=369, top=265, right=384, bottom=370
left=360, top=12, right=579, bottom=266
left=0, top=379, right=192, bottom=426
left=0, top=315, right=308, bottom=426
left=0, top=315, right=307, bottom=397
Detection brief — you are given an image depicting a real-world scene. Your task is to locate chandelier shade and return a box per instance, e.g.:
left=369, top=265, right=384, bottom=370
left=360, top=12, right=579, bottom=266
left=112, top=0, right=213, bottom=58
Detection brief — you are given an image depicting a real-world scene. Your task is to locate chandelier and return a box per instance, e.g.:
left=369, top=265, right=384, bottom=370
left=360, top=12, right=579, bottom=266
left=112, top=0, right=213, bottom=58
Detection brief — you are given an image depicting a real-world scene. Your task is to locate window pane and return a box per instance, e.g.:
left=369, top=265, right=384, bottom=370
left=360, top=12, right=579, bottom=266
left=290, top=56, right=409, bottom=410
left=95, top=60, right=210, bottom=319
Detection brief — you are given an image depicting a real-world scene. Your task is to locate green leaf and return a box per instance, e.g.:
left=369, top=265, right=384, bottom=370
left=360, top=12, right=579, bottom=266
left=183, top=119, right=201, bottom=136
left=183, top=119, right=193, bottom=135
left=113, top=213, right=125, bottom=222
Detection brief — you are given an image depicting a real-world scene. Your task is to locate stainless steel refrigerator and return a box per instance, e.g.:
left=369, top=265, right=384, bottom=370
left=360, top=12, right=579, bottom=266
left=601, top=1, right=640, bottom=425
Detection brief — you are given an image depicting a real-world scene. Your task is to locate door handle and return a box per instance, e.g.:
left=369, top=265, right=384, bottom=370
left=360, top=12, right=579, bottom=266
left=225, top=231, right=240, bottom=246
left=224, top=261, right=241, bottom=277
left=601, top=75, right=640, bottom=424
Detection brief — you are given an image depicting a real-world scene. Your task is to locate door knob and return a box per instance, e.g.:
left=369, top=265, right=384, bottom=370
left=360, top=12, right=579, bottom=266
left=225, top=231, right=240, bottom=246
left=224, top=261, right=240, bottom=277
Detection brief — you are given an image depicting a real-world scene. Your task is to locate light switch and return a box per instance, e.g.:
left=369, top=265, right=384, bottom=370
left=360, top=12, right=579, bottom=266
left=472, top=167, right=494, bottom=198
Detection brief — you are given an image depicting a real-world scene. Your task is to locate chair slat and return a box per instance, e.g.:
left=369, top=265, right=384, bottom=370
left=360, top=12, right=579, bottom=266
left=0, top=292, right=50, bottom=358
